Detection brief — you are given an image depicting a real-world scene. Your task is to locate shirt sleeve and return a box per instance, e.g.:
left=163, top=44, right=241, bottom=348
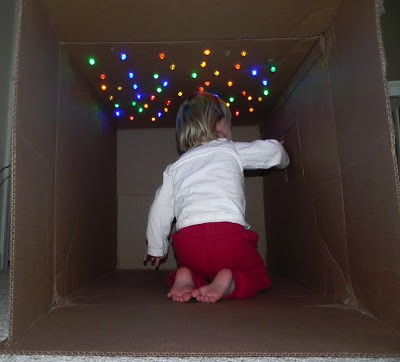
left=146, top=168, right=175, bottom=257
left=234, top=139, right=290, bottom=170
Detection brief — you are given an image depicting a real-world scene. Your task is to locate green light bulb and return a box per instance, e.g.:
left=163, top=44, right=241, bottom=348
left=88, top=57, right=96, bottom=66
left=263, top=89, right=269, bottom=96
left=114, top=103, right=120, bottom=108
left=138, top=107, right=144, bottom=113
left=131, top=101, right=137, bottom=107
left=153, top=73, right=159, bottom=79
left=270, top=65, right=276, bottom=73
left=229, top=97, right=234, bottom=102
left=156, top=87, right=162, bottom=93
left=191, top=72, right=198, bottom=79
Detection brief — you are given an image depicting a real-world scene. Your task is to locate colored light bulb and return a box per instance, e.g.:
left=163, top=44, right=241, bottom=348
left=234, top=64, right=241, bottom=70
left=137, top=94, right=142, bottom=100
left=88, top=57, right=96, bottom=66
left=205, top=81, right=211, bottom=86
left=251, top=69, right=258, bottom=76
left=151, top=117, right=156, bottom=122
left=262, top=80, right=268, bottom=86
left=170, top=64, right=176, bottom=70
left=242, top=91, right=247, bottom=96
left=115, top=110, right=121, bottom=117
left=226, top=102, right=230, bottom=107
left=258, top=97, right=263, bottom=102
left=164, top=108, right=169, bottom=112
left=163, top=81, right=168, bottom=87
left=229, top=97, right=234, bottom=102
left=144, top=104, right=149, bottom=109
left=203, top=49, right=211, bottom=55
left=191, top=72, right=198, bottom=79
left=270, top=65, right=277, bottom=73
left=117, top=86, right=122, bottom=91
left=138, top=107, right=144, bottom=113
left=101, top=85, right=107, bottom=91
left=199, top=86, right=204, bottom=92
left=263, top=89, right=269, bottom=96
left=241, top=50, right=247, bottom=57
left=128, top=72, right=134, bottom=79
left=249, top=108, right=254, bottom=112
left=109, top=95, right=114, bottom=100
left=114, top=103, right=120, bottom=108
left=200, top=61, right=207, bottom=68
left=235, top=111, right=240, bottom=116
left=100, top=74, right=106, bottom=80
left=157, top=112, right=162, bottom=117
left=159, top=53, right=166, bottom=60
left=247, top=96, right=252, bottom=101
left=131, top=101, right=137, bottom=106
left=166, top=100, right=171, bottom=106
left=132, top=84, right=138, bottom=90
left=130, top=116, right=134, bottom=121
left=178, top=91, right=183, bottom=96
left=153, top=73, right=159, bottom=79
left=156, top=87, right=162, bottom=93
left=150, top=95, right=156, bottom=101
left=214, top=70, right=220, bottom=76
left=120, top=53, right=127, bottom=61
left=227, top=81, right=233, bottom=87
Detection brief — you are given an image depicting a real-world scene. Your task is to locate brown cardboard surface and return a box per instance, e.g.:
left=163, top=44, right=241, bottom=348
left=4, top=270, right=400, bottom=356
left=10, top=0, right=59, bottom=340
left=263, top=0, right=400, bottom=332
left=54, top=46, right=117, bottom=300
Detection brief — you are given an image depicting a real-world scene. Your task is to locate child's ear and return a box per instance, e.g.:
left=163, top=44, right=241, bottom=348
left=215, top=119, right=225, bottom=134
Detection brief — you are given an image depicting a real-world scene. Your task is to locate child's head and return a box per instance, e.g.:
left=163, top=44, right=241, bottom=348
left=176, top=92, right=232, bottom=152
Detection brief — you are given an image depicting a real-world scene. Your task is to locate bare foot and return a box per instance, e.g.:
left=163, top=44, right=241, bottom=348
left=191, top=269, right=235, bottom=303
left=167, top=267, right=195, bottom=302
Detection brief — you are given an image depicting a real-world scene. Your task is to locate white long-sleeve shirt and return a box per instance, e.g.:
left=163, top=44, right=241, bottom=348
left=146, top=138, right=289, bottom=257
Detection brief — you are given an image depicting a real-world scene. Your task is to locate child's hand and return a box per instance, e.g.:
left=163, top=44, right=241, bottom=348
left=143, top=253, right=164, bottom=269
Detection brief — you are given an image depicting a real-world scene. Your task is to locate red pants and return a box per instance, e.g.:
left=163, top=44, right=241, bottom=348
left=167, top=222, right=272, bottom=299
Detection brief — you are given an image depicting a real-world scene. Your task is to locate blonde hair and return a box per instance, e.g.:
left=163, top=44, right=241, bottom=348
left=176, top=92, right=231, bottom=152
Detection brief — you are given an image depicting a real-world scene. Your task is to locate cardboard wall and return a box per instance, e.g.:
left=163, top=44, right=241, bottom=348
left=263, top=0, right=400, bottom=331
left=10, top=0, right=117, bottom=338
left=117, top=126, right=267, bottom=270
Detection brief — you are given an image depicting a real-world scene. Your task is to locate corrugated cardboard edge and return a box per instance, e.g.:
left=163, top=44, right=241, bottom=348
left=1, top=351, right=400, bottom=358
left=4, top=0, right=23, bottom=349
left=375, top=0, right=400, bottom=209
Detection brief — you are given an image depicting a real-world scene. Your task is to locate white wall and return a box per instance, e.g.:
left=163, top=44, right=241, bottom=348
left=117, top=125, right=267, bottom=270
left=0, top=0, right=18, bottom=269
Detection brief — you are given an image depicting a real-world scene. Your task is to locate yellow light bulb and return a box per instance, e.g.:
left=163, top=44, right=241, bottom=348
left=204, top=49, right=211, bottom=55
left=258, top=97, right=263, bottom=102
left=164, top=108, right=169, bottom=112
left=170, top=64, right=176, bottom=70
left=247, top=96, right=252, bottom=101
left=101, top=85, right=107, bottom=91
left=200, top=61, right=207, bottom=68
left=214, top=70, right=220, bottom=76
left=178, top=91, right=183, bottom=96
left=117, top=86, right=122, bottom=91
left=226, top=102, right=230, bottom=107
left=109, top=95, right=114, bottom=100
left=241, top=50, right=247, bottom=57
left=151, top=117, right=156, bottom=122
left=227, top=81, right=233, bottom=87
left=249, top=108, right=254, bottom=112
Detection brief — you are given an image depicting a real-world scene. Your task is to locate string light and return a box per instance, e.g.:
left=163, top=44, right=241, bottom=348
left=263, top=89, right=270, bottom=96
left=226, top=102, right=230, bottom=107
left=170, top=64, right=176, bottom=70
left=203, top=49, right=211, bottom=55
left=234, top=64, right=241, bottom=70
left=150, top=95, right=156, bottom=101
left=191, top=72, right=198, bottom=79
left=166, top=100, right=171, bottom=106
left=258, top=97, right=263, bottom=102
left=204, top=81, right=211, bottom=86
left=159, top=53, right=166, bottom=60
left=131, top=101, right=137, bottom=106
left=178, top=91, right=183, bottom=97
left=199, top=87, right=204, bottom=92
left=156, top=87, right=162, bottom=93
left=101, top=85, right=107, bottom=91
left=144, top=104, right=149, bottom=109
left=153, top=73, right=159, bottom=79
left=247, top=96, right=252, bottom=101
left=227, top=81, right=233, bottom=87
left=251, top=69, right=258, bottom=76
left=200, top=61, right=207, bottom=68
left=114, top=103, right=120, bottom=108
left=120, top=53, right=127, bottom=61
left=229, top=97, right=235, bottom=102
left=130, top=116, right=134, bottom=121
left=138, top=107, right=144, bottom=113
left=249, top=108, right=254, bottom=112
left=132, top=84, right=138, bottom=90
left=240, top=50, right=247, bottom=57
left=164, top=108, right=169, bottom=112
left=115, top=110, right=121, bottom=117
left=157, top=112, right=162, bottom=118
left=262, top=80, right=268, bottom=86
left=109, top=96, right=114, bottom=100
left=214, top=70, right=220, bottom=76
left=100, top=74, right=106, bottom=80
left=163, top=81, right=168, bottom=87
left=117, top=86, right=122, bottom=91
left=128, top=72, right=134, bottom=79
left=88, top=57, right=96, bottom=66
left=151, top=117, right=156, bottom=122
left=242, top=91, right=247, bottom=96
left=137, top=94, right=142, bottom=100
left=235, top=111, right=240, bottom=116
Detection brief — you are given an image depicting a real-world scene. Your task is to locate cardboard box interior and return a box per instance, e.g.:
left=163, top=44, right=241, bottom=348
left=1, top=0, right=400, bottom=357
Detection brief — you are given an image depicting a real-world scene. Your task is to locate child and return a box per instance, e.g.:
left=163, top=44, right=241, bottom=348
left=144, top=92, right=289, bottom=303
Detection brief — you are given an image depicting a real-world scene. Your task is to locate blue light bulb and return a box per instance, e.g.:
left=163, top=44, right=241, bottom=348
left=157, top=112, right=162, bottom=118
left=163, top=81, right=168, bottom=87
left=120, top=53, right=127, bottom=61
left=262, top=79, right=268, bottom=86
left=115, top=110, right=121, bottom=117
left=251, top=69, right=258, bottom=76
left=137, top=94, right=142, bottom=100
left=128, top=72, right=134, bottom=79
left=132, top=84, right=138, bottom=90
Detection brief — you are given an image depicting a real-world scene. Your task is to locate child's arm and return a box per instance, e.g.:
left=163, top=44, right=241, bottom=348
left=234, top=139, right=290, bottom=170
left=145, top=169, right=174, bottom=265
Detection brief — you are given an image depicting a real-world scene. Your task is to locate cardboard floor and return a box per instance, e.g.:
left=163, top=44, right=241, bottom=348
left=4, top=270, right=400, bottom=357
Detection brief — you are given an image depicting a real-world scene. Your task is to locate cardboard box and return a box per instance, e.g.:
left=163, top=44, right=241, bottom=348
left=1, top=0, right=400, bottom=357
